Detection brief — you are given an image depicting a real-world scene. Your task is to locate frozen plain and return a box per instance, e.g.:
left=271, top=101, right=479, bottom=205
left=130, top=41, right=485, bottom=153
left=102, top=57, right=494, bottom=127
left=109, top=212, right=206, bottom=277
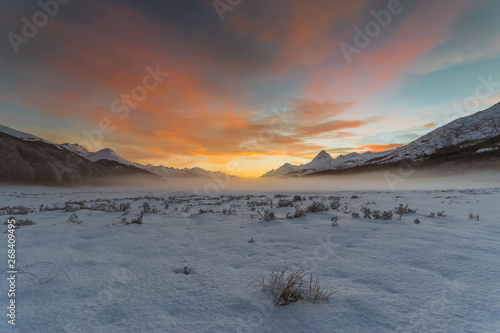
left=0, top=186, right=499, bottom=333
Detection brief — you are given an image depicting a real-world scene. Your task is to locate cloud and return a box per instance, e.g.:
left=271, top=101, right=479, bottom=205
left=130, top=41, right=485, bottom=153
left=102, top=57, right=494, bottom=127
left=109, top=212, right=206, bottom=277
left=358, top=143, right=403, bottom=152
left=289, top=98, right=354, bottom=124
left=0, top=0, right=487, bottom=176
left=297, top=116, right=383, bottom=136
left=303, top=0, right=474, bottom=102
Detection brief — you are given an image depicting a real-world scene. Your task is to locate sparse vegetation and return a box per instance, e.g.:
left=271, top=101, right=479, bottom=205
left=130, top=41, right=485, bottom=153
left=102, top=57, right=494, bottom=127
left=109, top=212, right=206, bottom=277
left=67, top=213, right=81, bottom=224
left=286, top=206, right=306, bottom=219
left=181, top=205, right=192, bottom=214
left=360, top=206, right=393, bottom=220
left=258, top=210, right=276, bottom=221
left=331, top=216, right=338, bottom=226
left=198, top=208, right=215, bottom=214
left=381, top=210, right=393, bottom=220
left=277, top=199, right=294, bottom=208
left=18, top=263, right=70, bottom=286
left=329, top=197, right=341, bottom=211
left=260, top=268, right=335, bottom=306
left=0, top=205, right=36, bottom=215
left=436, top=210, right=447, bottom=217
left=394, top=204, right=416, bottom=220
left=4, top=218, right=35, bottom=226
left=130, top=212, right=144, bottom=224
left=361, top=206, right=372, bottom=219
left=221, top=207, right=233, bottom=215
left=306, top=201, right=329, bottom=213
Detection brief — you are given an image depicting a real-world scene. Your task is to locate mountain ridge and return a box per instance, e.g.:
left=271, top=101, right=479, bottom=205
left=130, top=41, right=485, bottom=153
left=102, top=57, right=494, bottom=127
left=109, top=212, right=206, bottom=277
left=262, top=103, right=500, bottom=177
left=0, top=124, right=236, bottom=180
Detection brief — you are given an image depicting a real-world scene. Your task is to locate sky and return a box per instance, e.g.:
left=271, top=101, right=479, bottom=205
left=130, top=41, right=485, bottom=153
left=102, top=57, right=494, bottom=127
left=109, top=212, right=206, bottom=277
left=1, top=0, right=500, bottom=177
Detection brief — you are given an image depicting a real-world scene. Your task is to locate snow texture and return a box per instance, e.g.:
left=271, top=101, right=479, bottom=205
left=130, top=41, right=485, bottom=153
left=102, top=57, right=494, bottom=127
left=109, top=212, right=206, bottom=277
left=1, top=186, right=499, bottom=332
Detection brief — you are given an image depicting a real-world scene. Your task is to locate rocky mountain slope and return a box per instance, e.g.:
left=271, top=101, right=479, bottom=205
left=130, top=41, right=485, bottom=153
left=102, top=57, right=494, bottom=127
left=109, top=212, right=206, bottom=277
left=59, top=142, right=234, bottom=179
left=262, top=102, right=500, bottom=177
left=0, top=132, right=157, bottom=186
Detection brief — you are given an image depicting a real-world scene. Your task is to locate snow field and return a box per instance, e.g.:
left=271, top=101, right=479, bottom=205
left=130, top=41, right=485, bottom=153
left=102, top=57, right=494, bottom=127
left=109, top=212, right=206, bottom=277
left=0, top=187, right=499, bottom=332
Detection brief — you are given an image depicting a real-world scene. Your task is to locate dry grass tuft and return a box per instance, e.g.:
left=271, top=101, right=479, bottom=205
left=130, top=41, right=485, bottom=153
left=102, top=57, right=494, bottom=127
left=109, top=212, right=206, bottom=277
left=261, top=267, right=336, bottom=306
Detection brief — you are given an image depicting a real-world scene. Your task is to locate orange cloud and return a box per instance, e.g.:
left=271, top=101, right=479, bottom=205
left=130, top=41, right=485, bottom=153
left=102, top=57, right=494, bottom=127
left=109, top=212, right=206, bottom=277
left=359, top=143, right=403, bottom=152
left=297, top=117, right=383, bottom=136
left=304, top=0, right=474, bottom=101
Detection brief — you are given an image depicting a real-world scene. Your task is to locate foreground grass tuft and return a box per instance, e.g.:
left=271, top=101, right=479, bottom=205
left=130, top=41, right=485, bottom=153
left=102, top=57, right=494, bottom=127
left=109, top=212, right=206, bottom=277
left=261, top=267, right=335, bottom=306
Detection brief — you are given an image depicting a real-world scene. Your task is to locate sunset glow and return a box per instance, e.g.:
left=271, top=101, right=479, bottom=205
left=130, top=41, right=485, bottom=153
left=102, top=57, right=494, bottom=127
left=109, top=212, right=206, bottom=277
left=1, top=0, right=500, bottom=177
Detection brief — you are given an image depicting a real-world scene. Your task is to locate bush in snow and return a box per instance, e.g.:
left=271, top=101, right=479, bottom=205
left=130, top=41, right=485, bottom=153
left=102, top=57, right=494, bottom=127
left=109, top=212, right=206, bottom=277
left=329, top=197, right=341, bottom=211
left=394, top=204, right=416, bottom=220
left=293, top=195, right=303, bottom=202
left=351, top=211, right=360, bottom=218
left=181, top=205, right=192, bottom=214
left=361, top=208, right=393, bottom=220
left=306, top=201, right=329, bottom=213
left=360, top=206, right=372, bottom=219
left=372, top=210, right=382, bottom=219
left=4, top=218, right=35, bottom=226
left=331, top=216, right=338, bottom=226
left=427, top=212, right=435, bottom=218
left=63, top=203, right=80, bottom=212
left=277, top=199, right=294, bottom=208
left=261, top=268, right=335, bottom=306
left=141, top=202, right=151, bottom=214
left=0, top=205, right=36, bottom=215
left=468, top=213, right=479, bottom=221
left=258, top=210, right=276, bottom=221
left=286, top=206, right=307, bottom=219
left=436, top=210, right=447, bottom=217
left=118, top=203, right=131, bottom=212
left=381, top=210, right=393, bottom=220
left=67, top=213, right=82, bottom=224
left=221, top=208, right=233, bottom=215
left=130, top=212, right=144, bottom=224
left=198, top=208, right=214, bottom=214
left=414, top=219, right=420, bottom=224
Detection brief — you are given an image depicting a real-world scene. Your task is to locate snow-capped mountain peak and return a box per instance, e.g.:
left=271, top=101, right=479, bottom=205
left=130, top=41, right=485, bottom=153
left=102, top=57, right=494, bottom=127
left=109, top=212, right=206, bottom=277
left=0, top=124, right=53, bottom=145
left=262, top=103, right=500, bottom=177
left=60, top=141, right=236, bottom=179
left=374, top=102, right=500, bottom=164
left=312, top=150, right=333, bottom=161
left=60, top=144, right=133, bottom=166
left=90, top=148, right=132, bottom=166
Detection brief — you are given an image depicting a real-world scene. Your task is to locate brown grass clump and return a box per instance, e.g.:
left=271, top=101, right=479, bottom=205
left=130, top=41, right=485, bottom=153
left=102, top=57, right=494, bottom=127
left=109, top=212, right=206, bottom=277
left=261, top=267, right=336, bottom=306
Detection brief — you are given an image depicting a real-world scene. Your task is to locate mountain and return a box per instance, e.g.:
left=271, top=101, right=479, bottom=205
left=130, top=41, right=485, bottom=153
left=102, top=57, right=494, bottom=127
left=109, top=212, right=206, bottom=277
left=0, top=124, right=53, bottom=144
left=133, top=163, right=235, bottom=179
left=60, top=144, right=133, bottom=166
left=0, top=128, right=158, bottom=186
left=262, top=103, right=500, bottom=177
left=368, top=102, right=500, bottom=165
left=59, top=143, right=235, bottom=179
left=262, top=150, right=394, bottom=177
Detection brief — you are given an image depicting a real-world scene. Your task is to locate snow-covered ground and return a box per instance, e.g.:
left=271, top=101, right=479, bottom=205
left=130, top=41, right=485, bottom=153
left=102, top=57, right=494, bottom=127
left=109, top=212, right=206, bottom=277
left=1, top=186, right=499, bottom=332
